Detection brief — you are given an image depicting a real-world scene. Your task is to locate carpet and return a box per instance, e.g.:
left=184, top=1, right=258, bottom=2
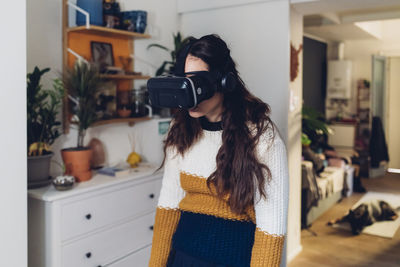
left=330, top=191, right=400, bottom=238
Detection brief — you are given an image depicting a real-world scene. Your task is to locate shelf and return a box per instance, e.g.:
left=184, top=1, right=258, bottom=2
left=92, top=116, right=152, bottom=127
left=100, top=74, right=151, bottom=80
left=67, top=25, right=151, bottom=39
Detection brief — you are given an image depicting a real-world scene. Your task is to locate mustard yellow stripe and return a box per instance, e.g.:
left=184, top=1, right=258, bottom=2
left=148, top=207, right=181, bottom=267
left=250, top=228, right=285, bottom=267
left=179, top=172, right=255, bottom=222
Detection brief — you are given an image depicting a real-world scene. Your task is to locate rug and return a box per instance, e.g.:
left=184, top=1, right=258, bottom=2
left=330, top=191, right=400, bottom=238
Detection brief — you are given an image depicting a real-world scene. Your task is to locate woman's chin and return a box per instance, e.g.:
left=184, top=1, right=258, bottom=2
left=188, top=109, right=204, bottom=118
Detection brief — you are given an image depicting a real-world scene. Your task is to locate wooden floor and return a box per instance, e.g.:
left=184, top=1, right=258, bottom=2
left=288, top=171, right=400, bottom=267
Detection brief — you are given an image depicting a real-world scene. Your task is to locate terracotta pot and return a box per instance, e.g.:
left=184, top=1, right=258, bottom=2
left=117, top=108, right=131, bottom=118
left=61, top=147, right=93, bottom=182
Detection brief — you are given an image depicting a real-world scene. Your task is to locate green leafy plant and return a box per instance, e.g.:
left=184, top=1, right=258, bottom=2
left=63, top=61, right=104, bottom=148
left=301, top=133, right=312, bottom=146
left=27, top=67, right=64, bottom=156
left=147, top=32, right=192, bottom=76
left=302, top=105, right=332, bottom=145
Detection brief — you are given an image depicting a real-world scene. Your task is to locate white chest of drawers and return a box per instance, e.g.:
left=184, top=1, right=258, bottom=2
left=28, top=163, right=162, bottom=267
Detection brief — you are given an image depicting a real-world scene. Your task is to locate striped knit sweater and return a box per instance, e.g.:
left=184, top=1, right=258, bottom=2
left=149, top=117, right=289, bottom=267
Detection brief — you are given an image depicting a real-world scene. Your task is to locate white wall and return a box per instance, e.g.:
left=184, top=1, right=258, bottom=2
left=178, top=0, right=292, bottom=265
left=179, top=0, right=290, bottom=140
left=0, top=0, right=27, bottom=265
left=27, top=0, right=63, bottom=89
left=387, top=57, right=400, bottom=169
left=287, top=6, right=303, bottom=262
left=27, top=0, right=179, bottom=176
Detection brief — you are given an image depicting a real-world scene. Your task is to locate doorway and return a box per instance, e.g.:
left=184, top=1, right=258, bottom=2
left=371, top=55, right=387, bottom=127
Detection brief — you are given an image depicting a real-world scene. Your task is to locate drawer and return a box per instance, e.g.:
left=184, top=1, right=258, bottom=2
left=108, top=245, right=152, bottom=267
left=61, top=178, right=161, bottom=241
left=62, top=211, right=155, bottom=267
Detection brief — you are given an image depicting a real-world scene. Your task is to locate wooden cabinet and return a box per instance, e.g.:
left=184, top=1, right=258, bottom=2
left=62, top=0, right=152, bottom=132
left=28, top=164, right=162, bottom=267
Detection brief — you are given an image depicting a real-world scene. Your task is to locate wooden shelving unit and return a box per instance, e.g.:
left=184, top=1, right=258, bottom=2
left=62, top=0, right=152, bottom=133
left=92, top=116, right=152, bottom=127
left=99, top=74, right=151, bottom=80
left=66, top=25, right=151, bottom=39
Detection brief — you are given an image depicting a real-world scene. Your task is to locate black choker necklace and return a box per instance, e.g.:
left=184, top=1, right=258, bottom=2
left=199, top=116, right=223, bottom=131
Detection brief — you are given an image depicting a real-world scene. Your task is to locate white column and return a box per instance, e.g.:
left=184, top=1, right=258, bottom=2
left=0, top=0, right=27, bottom=265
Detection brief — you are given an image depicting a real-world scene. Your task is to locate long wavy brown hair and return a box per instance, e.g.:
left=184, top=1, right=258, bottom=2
left=161, top=34, right=276, bottom=215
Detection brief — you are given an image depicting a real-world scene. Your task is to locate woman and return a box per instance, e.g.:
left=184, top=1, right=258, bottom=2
left=149, top=34, right=289, bottom=267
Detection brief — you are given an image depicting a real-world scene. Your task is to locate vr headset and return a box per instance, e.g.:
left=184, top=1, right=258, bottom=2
left=147, top=38, right=237, bottom=109
left=147, top=70, right=236, bottom=109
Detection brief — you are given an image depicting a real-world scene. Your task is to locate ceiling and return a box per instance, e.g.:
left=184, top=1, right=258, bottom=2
left=304, top=23, right=379, bottom=42
left=292, top=0, right=400, bottom=15
left=291, top=0, right=400, bottom=42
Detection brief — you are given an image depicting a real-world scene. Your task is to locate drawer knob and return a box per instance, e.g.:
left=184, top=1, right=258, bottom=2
left=149, top=193, right=155, bottom=199
left=86, top=252, right=91, bottom=258
left=85, top=214, right=92, bottom=220
left=150, top=225, right=154, bottom=231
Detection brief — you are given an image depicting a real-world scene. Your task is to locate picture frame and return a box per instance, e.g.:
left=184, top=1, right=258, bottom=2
left=90, top=41, right=114, bottom=73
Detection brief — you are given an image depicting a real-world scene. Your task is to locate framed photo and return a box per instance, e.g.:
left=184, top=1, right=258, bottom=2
left=90, top=41, right=114, bottom=73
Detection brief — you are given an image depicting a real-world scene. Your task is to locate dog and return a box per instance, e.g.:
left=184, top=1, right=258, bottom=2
left=327, top=200, right=400, bottom=235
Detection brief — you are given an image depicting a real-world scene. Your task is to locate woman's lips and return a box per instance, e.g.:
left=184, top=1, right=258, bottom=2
left=189, top=106, right=198, bottom=111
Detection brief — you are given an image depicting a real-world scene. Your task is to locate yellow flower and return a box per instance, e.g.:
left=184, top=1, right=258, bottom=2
left=126, top=152, right=141, bottom=168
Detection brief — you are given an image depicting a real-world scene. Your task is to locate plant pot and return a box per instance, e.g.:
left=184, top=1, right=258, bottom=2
left=61, top=147, right=93, bottom=182
left=117, top=108, right=131, bottom=118
left=28, top=152, right=54, bottom=188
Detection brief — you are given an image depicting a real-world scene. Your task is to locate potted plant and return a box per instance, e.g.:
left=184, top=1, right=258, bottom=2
left=27, top=67, right=64, bottom=188
left=302, top=105, right=332, bottom=149
left=61, top=61, right=104, bottom=182
left=301, top=133, right=312, bottom=147
left=147, top=32, right=192, bottom=76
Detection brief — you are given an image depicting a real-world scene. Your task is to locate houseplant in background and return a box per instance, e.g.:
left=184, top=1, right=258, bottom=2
left=62, top=61, right=104, bottom=182
left=302, top=105, right=333, bottom=173
left=301, top=133, right=312, bottom=147
left=302, top=105, right=332, bottom=148
left=27, top=67, right=64, bottom=188
left=147, top=32, right=191, bottom=76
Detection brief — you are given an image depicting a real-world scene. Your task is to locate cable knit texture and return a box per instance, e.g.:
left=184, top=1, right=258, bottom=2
left=149, top=121, right=289, bottom=267
left=148, top=208, right=181, bottom=267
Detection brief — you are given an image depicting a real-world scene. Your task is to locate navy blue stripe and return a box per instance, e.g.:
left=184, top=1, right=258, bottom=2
left=172, top=211, right=255, bottom=267
left=167, top=248, right=228, bottom=267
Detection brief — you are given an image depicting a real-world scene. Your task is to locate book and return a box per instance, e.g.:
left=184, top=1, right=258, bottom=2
left=97, top=166, right=131, bottom=177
